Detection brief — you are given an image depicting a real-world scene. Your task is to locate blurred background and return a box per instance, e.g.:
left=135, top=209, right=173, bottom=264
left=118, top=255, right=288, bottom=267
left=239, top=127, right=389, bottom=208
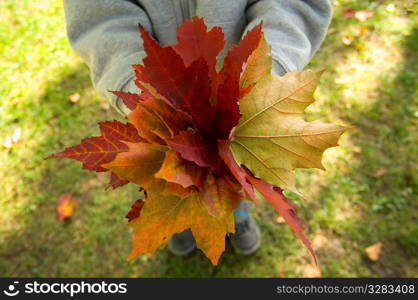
left=0, top=0, right=417, bottom=277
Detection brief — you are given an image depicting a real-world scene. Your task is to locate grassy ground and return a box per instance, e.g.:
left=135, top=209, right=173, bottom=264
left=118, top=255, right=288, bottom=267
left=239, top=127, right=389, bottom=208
left=0, top=0, right=417, bottom=277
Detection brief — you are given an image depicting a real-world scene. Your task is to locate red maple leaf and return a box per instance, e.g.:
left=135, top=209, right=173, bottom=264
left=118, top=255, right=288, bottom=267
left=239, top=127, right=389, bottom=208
left=47, top=120, right=135, bottom=172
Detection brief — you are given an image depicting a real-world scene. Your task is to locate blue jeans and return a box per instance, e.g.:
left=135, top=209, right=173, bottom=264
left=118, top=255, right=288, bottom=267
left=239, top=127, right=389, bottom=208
left=234, top=200, right=252, bottom=224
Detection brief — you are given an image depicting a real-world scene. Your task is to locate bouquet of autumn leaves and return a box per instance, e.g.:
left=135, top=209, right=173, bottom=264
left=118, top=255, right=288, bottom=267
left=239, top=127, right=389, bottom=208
left=49, top=17, right=345, bottom=265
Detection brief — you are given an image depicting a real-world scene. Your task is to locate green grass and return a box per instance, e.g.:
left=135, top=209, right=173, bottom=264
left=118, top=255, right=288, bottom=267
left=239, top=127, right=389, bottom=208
left=0, top=0, right=417, bottom=277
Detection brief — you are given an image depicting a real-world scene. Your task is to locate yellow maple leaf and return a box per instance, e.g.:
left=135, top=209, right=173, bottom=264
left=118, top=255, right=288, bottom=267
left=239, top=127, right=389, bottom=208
left=127, top=181, right=234, bottom=265
left=231, top=34, right=346, bottom=194
left=56, top=193, right=77, bottom=221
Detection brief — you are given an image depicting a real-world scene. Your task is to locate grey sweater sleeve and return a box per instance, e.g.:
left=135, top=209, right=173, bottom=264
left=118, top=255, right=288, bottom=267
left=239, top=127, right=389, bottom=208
left=63, top=0, right=152, bottom=115
left=64, top=0, right=331, bottom=115
left=245, top=0, right=332, bottom=75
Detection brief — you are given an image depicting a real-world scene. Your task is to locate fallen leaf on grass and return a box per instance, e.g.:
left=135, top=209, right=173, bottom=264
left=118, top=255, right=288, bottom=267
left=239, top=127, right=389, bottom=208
left=3, top=128, right=22, bottom=149
left=341, top=35, right=354, bottom=45
left=343, top=9, right=374, bottom=22
left=354, top=10, right=374, bottom=22
left=56, top=193, right=77, bottom=221
left=312, top=233, right=329, bottom=248
left=101, top=102, right=110, bottom=110
left=12, top=128, right=21, bottom=143
left=353, top=146, right=362, bottom=153
left=3, top=136, right=13, bottom=149
left=365, top=242, right=382, bottom=261
left=276, top=216, right=285, bottom=223
left=69, top=93, right=80, bottom=103
left=343, top=9, right=356, bottom=18
left=372, top=168, right=387, bottom=178
left=359, top=26, right=368, bottom=35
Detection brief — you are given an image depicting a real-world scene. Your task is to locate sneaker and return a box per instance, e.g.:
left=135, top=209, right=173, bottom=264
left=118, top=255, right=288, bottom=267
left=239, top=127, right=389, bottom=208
left=168, top=229, right=196, bottom=256
left=230, top=216, right=261, bottom=255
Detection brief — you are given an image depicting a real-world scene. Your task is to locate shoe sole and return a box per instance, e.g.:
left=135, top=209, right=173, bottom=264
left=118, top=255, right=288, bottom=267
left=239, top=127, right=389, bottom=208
left=231, top=223, right=261, bottom=255
left=167, top=240, right=196, bottom=257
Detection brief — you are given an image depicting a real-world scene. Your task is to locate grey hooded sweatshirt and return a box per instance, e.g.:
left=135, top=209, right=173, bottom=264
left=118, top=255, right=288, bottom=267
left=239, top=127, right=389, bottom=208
left=63, top=0, right=332, bottom=115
